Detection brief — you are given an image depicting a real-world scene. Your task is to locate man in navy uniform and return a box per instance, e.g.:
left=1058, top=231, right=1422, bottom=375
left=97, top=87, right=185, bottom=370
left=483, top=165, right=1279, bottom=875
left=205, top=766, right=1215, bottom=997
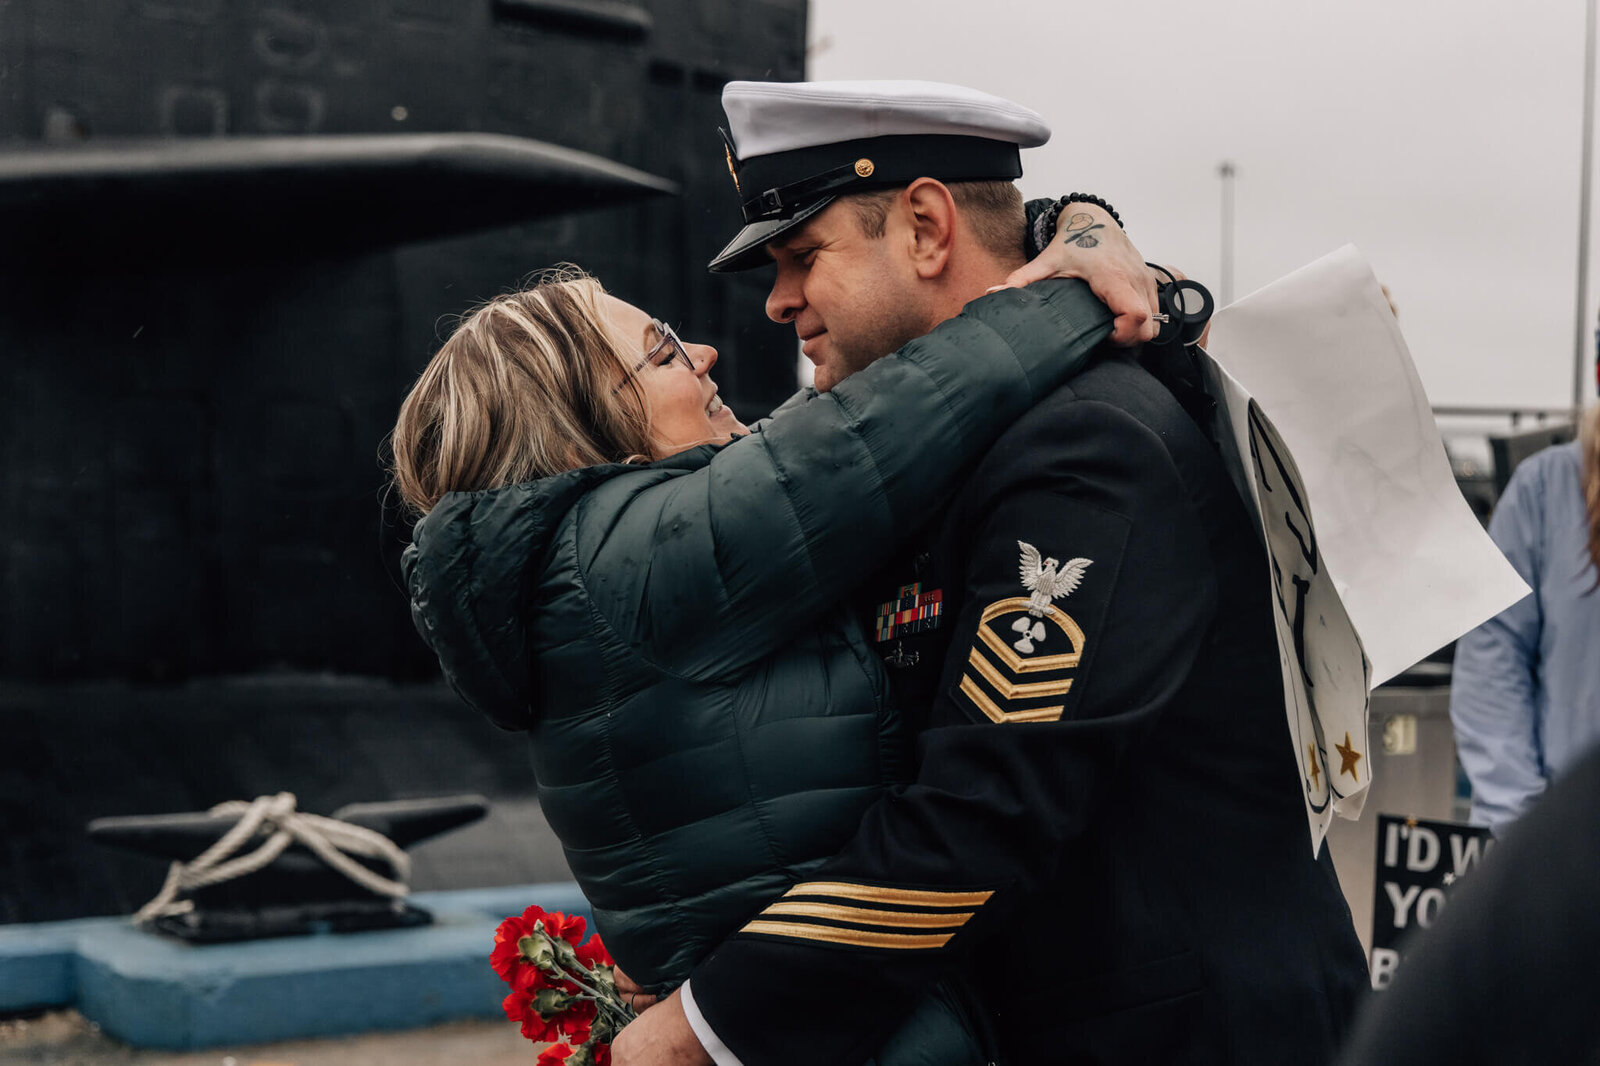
left=614, top=80, right=1368, bottom=1066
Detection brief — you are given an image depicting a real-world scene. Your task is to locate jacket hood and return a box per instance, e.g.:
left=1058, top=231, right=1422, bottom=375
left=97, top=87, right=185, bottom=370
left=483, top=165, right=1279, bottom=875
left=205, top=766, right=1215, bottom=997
left=401, top=447, right=722, bottom=731
left=401, top=466, right=617, bottom=731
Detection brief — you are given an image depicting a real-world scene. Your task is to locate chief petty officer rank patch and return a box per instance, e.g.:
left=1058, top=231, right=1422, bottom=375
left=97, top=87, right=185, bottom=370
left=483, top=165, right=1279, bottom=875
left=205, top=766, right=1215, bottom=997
left=956, top=541, right=1093, bottom=724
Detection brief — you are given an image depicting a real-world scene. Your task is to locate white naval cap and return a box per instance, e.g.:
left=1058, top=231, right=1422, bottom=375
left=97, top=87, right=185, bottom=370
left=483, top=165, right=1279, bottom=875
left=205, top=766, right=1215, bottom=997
left=709, top=80, right=1052, bottom=273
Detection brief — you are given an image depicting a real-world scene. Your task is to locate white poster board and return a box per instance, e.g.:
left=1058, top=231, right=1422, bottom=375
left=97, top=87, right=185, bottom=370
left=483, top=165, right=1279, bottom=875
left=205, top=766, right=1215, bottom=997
left=1200, top=245, right=1530, bottom=852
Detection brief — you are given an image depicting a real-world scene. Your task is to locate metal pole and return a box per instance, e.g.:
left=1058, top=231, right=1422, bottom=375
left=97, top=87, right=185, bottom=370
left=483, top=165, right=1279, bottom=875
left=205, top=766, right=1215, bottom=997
left=1574, top=0, right=1597, bottom=412
left=1218, top=161, right=1236, bottom=306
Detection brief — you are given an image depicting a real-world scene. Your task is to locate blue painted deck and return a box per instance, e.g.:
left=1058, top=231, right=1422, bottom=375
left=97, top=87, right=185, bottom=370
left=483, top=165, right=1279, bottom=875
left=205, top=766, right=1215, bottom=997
left=0, top=678, right=574, bottom=925
left=0, top=882, right=591, bottom=1049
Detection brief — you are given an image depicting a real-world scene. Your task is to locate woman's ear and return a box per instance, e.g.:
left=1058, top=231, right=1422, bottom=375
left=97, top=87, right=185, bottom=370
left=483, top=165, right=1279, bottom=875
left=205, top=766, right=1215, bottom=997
left=902, top=178, right=956, bottom=279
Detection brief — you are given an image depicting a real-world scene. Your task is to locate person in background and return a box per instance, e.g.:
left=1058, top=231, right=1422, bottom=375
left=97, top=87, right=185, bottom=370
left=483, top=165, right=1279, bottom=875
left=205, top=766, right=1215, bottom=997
left=1449, top=403, right=1600, bottom=831
left=1333, top=739, right=1600, bottom=1065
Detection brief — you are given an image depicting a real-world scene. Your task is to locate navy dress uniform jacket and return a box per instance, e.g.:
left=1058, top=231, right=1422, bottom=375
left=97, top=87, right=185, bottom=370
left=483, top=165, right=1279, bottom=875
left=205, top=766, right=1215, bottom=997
left=689, top=352, right=1370, bottom=1065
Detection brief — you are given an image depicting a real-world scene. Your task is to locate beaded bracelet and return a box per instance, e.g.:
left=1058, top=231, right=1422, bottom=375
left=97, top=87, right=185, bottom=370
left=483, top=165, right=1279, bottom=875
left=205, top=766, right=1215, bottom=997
left=1037, top=193, right=1125, bottom=250
left=1062, top=193, right=1123, bottom=228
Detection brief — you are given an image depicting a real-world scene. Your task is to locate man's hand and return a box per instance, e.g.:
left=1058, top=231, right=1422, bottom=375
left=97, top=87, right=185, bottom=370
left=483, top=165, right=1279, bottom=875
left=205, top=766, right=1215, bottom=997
left=614, top=966, right=661, bottom=1014
left=996, top=201, right=1160, bottom=346
left=609, top=988, right=712, bottom=1066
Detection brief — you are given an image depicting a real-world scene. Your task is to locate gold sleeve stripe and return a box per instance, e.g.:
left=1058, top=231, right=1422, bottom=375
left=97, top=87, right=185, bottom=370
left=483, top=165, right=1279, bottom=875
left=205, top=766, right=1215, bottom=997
left=976, top=598, right=1083, bottom=672
left=967, top=647, right=1075, bottom=699
left=959, top=674, right=1065, bottom=724
left=782, top=882, right=995, bottom=908
left=976, top=624, right=1081, bottom=672
left=761, top=899, right=976, bottom=929
left=740, top=920, right=957, bottom=950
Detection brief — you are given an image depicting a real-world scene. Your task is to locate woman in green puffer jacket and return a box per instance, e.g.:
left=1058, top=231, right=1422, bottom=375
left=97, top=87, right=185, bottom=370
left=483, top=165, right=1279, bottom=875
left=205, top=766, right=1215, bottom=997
left=394, top=254, right=1116, bottom=1063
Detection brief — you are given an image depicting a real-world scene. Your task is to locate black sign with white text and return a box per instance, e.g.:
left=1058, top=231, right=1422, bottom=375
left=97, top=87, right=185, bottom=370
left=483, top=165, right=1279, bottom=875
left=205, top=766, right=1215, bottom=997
left=1370, top=814, right=1495, bottom=990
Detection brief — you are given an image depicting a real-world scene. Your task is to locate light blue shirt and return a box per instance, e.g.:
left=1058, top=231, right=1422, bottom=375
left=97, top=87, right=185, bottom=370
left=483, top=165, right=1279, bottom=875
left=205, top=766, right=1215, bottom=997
left=1450, top=441, right=1600, bottom=832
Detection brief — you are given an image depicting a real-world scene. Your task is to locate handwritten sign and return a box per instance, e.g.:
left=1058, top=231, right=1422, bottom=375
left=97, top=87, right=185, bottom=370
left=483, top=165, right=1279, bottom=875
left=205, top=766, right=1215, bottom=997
left=1202, top=245, right=1530, bottom=852
left=1369, top=813, right=1494, bottom=990
left=1243, top=397, right=1372, bottom=844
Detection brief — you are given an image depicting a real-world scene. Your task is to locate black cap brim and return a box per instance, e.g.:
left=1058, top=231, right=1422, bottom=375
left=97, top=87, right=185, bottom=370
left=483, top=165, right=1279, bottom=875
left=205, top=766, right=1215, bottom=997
left=707, top=196, right=834, bottom=273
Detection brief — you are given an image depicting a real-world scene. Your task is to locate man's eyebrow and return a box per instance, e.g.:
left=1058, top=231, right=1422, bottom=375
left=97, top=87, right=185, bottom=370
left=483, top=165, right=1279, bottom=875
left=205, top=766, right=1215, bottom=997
left=766, top=224, right=820, bottom=260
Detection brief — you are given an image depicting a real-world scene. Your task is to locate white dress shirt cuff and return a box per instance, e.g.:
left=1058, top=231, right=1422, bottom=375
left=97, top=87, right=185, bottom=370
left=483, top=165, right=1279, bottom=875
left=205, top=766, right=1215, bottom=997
left=679, top=979, right=745, bottom=1066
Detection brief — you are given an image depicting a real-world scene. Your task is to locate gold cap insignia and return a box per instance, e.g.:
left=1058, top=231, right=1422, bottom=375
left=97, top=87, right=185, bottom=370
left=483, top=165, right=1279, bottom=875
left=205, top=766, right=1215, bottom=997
left=726, top=145, right=742, bottom=195
left=854, top=158, right=875, bottom=178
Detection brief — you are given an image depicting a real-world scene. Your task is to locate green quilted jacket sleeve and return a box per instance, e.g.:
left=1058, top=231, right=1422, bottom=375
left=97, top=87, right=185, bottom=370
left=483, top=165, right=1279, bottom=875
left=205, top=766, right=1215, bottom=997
left=575, top=279, right=1111, bottom=679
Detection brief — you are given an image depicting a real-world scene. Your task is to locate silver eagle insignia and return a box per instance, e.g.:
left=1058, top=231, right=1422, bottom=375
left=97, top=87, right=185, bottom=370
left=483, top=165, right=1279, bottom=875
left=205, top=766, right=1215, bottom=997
left=1013, top=541, right=1092, bottom=653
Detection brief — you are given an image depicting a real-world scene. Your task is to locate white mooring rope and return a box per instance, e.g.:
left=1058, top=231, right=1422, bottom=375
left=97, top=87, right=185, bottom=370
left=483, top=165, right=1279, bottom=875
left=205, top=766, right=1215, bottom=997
left=133, top=792, right=411, bottom=926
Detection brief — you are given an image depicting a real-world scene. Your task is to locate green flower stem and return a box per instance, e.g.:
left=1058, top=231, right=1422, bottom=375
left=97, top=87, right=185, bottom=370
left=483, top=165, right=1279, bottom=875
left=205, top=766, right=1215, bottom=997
left=551, top=966, right=636, bottom=1027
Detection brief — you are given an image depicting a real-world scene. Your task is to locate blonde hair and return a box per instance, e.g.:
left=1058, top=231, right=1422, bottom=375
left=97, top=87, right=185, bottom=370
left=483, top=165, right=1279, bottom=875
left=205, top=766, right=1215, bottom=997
left=1582, top=404, right=1600, bottom=586
left=390, top=268, right=655, bottom=516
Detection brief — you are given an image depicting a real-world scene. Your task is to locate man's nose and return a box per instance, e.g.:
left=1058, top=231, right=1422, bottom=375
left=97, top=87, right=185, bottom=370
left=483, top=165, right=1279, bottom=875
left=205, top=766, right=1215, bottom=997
left=765, top=268, right=802, bottom=324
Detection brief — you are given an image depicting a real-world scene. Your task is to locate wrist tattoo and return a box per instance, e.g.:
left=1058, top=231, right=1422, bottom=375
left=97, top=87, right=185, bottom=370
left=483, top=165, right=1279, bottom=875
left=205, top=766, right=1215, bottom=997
left=1059, top=212, right=1104, bottom=249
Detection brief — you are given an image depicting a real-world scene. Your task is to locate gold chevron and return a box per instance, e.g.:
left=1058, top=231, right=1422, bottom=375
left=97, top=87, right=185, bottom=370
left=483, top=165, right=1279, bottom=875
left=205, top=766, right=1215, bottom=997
left=976, top=597, right=1084, bottom=673
left=960, top=675, right=1065, bottom=724
left=761, top=900, right=975, bottom=929
left=967, top=647, right=1075, bottom=699
left=782, top=882, right=994, bottom=908
left=740, top=920, right=956, bottom=950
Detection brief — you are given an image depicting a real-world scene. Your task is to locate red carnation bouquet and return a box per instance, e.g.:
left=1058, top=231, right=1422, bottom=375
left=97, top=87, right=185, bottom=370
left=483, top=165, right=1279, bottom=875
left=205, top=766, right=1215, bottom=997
left=492, top=905, right=637, bottom=1066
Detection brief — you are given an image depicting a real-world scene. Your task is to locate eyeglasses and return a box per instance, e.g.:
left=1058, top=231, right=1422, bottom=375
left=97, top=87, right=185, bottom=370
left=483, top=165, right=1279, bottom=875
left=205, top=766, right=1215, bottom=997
left=615, top=319, right=695, bottom=393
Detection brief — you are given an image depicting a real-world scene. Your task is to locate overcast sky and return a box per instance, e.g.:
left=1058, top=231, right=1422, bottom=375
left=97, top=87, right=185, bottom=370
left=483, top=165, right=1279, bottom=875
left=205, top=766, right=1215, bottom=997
left=809, top=0, right=1597, bottom=415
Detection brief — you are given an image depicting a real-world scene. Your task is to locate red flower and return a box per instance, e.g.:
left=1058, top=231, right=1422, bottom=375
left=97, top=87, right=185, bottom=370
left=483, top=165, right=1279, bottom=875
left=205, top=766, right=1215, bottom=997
left=516, top=960, right=556, bottom=995
left=492, top=905, right=550, bottom=983
left=494, top=904, right=626, bottom=1052
left=536, top=1043, right=574, bottom=1066
left=498, top=905, right=546, bottom=943
left=502, top=989, right=564, bottom=1044
left=575, top=933, right=614, bottom=970
left=543, top=910, right=588, bottom=946
left=558, top=997, right=597, bottom=1044
left=490, top=937, right=521, bottom=984
left=502, top=988, right=528, bottom=1022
